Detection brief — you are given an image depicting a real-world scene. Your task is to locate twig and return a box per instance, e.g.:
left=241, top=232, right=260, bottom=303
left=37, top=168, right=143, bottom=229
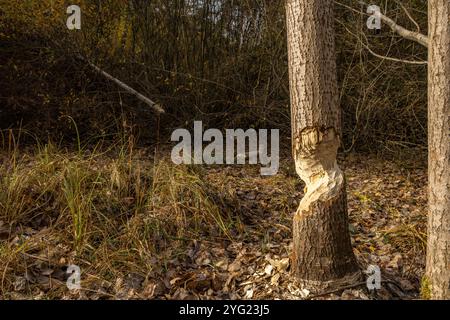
left=378, top=12, right=428, bottom=48
left=363, top=42, right=427, bottom=65
left=336, top=19, right=428, bottom=65
left=396, top=1, right=421, bottom=33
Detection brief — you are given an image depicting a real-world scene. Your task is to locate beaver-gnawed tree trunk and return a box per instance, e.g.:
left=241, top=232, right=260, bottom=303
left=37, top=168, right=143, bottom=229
left=285, top=0, right=360, bottom=291
left=425, top=0, right=450, bottom=300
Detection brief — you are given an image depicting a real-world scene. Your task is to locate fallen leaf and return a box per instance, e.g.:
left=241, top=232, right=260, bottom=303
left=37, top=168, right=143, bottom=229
left=264, top=264, right=273, bottom=276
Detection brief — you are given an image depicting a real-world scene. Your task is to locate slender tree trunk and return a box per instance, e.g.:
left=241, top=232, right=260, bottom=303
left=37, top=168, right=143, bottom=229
left=285, top=0, right=360, bottom=291
left=426, top=0, right=450, bottom=300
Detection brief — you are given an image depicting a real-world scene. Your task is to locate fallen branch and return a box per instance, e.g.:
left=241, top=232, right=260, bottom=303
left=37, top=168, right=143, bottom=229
left=77, top=55, right=165, bottom=114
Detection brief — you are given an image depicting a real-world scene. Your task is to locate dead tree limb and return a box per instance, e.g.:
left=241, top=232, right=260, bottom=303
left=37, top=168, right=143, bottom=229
left=379, top=13, right=429, bottom=48
left=77, top=55, right=165, bottom=114
left=336, top=1, right=429, bottom=48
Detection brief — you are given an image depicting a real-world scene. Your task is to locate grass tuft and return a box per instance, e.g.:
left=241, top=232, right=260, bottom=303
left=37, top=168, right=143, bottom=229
left=0, top=137, right=243, bottom=298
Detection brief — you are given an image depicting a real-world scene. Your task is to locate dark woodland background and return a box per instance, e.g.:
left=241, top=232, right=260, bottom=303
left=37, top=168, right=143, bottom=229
left=0, top=1, right=432, bottom=300
left=0, top=0, right=428, bottom=157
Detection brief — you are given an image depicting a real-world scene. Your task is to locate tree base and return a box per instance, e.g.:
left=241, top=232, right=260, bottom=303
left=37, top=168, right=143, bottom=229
left=295, top=270, right=362, bottom=293
left=292, top=184, right=360, bottom=292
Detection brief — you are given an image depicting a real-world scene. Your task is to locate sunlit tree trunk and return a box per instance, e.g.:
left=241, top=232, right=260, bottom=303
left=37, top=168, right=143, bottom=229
left=425, top=0, right=450, bottom=300
left=285, top=0, right=360, bottom=291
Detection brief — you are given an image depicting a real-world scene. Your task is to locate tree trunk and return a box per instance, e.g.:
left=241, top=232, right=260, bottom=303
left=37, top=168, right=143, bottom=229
left=285, top=0, right=360, bottom=291
left=425, top=0, right=450, bottom=300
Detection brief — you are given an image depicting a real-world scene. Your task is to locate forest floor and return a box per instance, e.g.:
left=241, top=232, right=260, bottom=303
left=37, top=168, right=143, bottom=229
left=0, top=147, right=427, bottom=300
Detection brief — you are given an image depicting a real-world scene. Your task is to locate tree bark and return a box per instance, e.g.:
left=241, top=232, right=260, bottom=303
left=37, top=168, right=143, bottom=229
left=285, top=0, right=359, bottom=291
left=426, top=0, right=450, bottom=300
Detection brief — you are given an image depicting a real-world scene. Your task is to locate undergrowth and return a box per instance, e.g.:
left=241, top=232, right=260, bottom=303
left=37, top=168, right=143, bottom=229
left=0, top=133, right=242, bottom=298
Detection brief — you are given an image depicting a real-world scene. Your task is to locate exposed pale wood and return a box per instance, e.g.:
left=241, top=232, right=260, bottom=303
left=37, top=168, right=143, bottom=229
left=286, top=0, right=360, bottom=291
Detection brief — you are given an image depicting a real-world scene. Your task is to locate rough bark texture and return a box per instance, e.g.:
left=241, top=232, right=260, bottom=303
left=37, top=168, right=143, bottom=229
left=426, top=0, right=450, bottom=300
left=286, top=0, right=359, bottom=290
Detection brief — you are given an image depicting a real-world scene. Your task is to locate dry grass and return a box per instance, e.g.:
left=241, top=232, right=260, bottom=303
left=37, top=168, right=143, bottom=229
left=0, top=134, right=242, bottom=298
left=0, top=133, right=429, bottom=300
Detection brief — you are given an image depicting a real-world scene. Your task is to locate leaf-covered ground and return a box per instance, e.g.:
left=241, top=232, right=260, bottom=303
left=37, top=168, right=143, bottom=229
left=0, top=151, right=427, bottom=300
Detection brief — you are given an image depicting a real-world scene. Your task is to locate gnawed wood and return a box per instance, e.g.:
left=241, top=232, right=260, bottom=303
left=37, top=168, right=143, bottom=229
left=286, top=0, right=360, bottom=291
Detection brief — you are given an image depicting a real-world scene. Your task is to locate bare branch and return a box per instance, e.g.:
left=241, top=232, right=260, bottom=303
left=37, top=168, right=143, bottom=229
left=336, top=19, right=428, bottom=65
left=379, top=12, right=428, bottom=48
left=396, top=1, right=421, bottom=33
left=362, top=41, right=428, bottom=65
left=357, top=0, right=429, bottom=47
left=334, top=1, right=428, bottom=48
left=77, top=55, right=165, bottom=114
